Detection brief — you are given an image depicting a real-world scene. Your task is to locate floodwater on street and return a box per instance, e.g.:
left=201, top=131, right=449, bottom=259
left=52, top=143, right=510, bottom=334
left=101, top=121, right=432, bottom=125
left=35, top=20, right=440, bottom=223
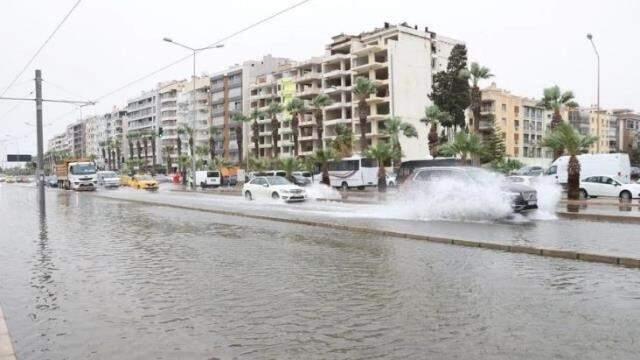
left=1, top=184, right=640, bottom=359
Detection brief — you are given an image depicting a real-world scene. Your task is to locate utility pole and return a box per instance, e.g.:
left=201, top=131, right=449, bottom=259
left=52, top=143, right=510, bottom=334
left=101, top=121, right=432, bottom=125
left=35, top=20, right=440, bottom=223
left=35, top=70, right=45, bottom=191
left=587, top=33, right=600, bottom=153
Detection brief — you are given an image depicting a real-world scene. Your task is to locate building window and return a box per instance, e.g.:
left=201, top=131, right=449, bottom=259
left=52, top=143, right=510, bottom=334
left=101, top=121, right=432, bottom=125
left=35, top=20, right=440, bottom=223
left=514, top=106, right=519, bottom=116
left=501, top=104, right=507, bottom=112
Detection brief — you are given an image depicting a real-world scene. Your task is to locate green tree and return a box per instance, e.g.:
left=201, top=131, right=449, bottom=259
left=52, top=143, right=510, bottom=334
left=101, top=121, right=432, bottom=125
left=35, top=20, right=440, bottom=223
left=177, top=155, right=191, bottom=185
left=467, top=62, right=494, bottom=133
left=542, top=122, right=597, bottom=200
left=311, top=94, right=333, bottom=152
left=430, top=44, right=471, bottom=134
left=280, top=157, right=298, bottom=182
left=164, top=145, right=174, bottom=174
left=286, top=98, right=306, bottom=157
left=384, top=116, right=417, bottom=166
left=539, top=85, right=579, bottom=129
left=248, top=156, right=267, bottom=172
left=266, top=101, right=284, bottom=158
left=421, top=105, right=451, bottom=158
left=439, top=131, right=485, bottom=164
left=311, top=149, right=334, bottom=186
left=208, top=126, right=219, bottom=161
left=330, top=124, right=354, bottom=158
left=481, top=115, right=506, bottom=164
left=195, top=145, right=209, bottom=170
left=492, top=158, right=524, bottom=174
left=232, top=113, right=251, bottom=165
left=126, top=133, right=136, bottom=161
left=352, top=77, right=377, bottom=152
left=113, top=138, right=122, bottom=170
left=364, top=143, right=396, bottom=193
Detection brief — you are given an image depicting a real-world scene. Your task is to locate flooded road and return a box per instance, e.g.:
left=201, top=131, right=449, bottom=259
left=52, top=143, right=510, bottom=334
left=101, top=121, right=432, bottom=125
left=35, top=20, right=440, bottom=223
left=1, top=185, right=640, bottom=359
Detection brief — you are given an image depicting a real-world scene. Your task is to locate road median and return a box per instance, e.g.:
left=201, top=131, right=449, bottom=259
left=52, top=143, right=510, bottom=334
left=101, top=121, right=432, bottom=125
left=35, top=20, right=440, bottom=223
left=92, top=192, right=640, bottom=270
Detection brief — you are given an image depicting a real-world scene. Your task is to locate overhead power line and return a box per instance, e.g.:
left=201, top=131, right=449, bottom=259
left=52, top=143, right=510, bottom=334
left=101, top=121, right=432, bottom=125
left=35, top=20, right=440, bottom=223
left=0, top=0, right=83, bottom=98
left=94, top=0, right=312, bottom=102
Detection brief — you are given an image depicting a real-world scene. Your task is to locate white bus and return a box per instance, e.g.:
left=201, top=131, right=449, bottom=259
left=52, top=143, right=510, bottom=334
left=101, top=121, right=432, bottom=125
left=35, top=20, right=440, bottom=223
left=327, top=155, right=378, bottom=190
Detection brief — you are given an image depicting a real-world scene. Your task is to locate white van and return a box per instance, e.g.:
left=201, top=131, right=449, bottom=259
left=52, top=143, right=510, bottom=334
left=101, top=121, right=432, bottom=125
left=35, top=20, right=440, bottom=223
left=545, top=153, right=631, bottom=184
left=195, top=170, right=221, bottom=188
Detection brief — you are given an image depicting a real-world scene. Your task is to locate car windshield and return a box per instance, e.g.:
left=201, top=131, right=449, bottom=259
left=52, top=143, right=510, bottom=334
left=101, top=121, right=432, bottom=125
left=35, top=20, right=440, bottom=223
left=267, top=176, right=290, bottom=185
left=135, top=175, right=153, bottom=181
left=101, top=172, right=117, bottom=178
left=207, top=172, right=219, bottom=177
left=70, top=164, right=96, bottom=175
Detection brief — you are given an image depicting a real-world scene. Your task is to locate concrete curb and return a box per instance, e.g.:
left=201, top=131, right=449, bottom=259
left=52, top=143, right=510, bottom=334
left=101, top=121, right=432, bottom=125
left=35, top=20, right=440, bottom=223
left=92, top=193, right=640, bottom=270
left=0, top=305, right=16, bottom=360
left=557, top=211, right=640, bottom=224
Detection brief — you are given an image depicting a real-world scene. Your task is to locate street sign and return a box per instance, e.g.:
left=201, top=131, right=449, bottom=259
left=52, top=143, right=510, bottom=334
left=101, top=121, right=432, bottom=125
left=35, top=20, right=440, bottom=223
left=7, top=154, right=32, bottom=162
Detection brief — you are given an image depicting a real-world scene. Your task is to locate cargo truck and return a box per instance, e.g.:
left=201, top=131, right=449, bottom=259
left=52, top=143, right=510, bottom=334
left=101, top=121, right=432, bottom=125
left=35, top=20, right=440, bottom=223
left=55, top=159, right=97, bottom=191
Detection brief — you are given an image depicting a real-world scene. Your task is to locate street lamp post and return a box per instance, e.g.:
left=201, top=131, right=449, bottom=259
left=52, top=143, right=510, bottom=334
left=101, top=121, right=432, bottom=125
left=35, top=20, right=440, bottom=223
left=587, top=33, right=600, bottom=153
left=163, top=37, right=223, bottom=189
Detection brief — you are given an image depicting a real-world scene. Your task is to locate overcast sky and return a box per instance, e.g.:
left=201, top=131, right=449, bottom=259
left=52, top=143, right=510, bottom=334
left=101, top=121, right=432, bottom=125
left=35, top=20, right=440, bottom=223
left=1, top=0, right=638, bottom=156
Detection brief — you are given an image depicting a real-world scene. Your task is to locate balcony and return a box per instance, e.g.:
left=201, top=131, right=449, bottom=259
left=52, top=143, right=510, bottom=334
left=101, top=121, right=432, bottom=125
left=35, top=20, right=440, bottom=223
left=296, top=72, right=322, bottom=83
left=323, top=69, right=352, bottom=79
left=325, top=101, right=349, bottom=110
left=298, top=87, right=321, bottom=97
left=351, top=61, right=384, bottom=74
left=366, top=95, right=389, bottom=105
left=323, top=53, right=351, bottom=64
left=324, top=118, right=352, bottom=126
left=351, top=44, right=384, bottom=56
left=324, top=85, right=351, bottom=94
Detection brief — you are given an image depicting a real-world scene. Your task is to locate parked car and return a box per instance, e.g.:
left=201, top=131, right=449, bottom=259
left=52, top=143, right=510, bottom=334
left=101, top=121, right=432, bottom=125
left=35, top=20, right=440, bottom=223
left=97, top=171, right=120, bottom=188
left=128, top=174, right=159, bottom=190
left=512, top=165, right=544, bottom=176
left=46, top=175, right=59, bottom=188
left=154, top=174, right=172, bottom=184
left=291, top=173, right=312, bottom=186
left=406, top=166, right=538, bottom=213
left=195, top=170, right=221, bottom=188
left=242, top=176, right=307, bottom=202
left=579, top=175, right=640, bottom=200
left=5, top=176, right=16, bottom=183
left=0, top=176, right=5, bottom=183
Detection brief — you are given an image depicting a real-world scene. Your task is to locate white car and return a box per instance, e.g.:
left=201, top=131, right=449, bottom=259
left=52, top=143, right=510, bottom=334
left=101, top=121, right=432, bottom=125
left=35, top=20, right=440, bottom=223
left=506, top=175, right=535, bottom=186
left=580, top=175, right=640, bottom=200
left=242, top=176, right=307, bottom=202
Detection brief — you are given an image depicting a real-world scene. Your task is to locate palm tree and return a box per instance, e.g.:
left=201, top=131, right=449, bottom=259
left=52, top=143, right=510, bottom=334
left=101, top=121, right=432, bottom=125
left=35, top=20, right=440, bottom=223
left=177, top=155, right=190, bottom=185
left=141, top=134, right=149, bottom=172
left=164, top=145, right=174, bottom=174
left=384, top=116, right=418, bottom=166
left=539, top=85, right=579, bottom=130
left=281, top=157, right=298, bottom=182
left=208, top=125, right=219, bottom=161
left=311, top=149, right=334, bottom=186
left=468, top=62, right=493, bottom=133
left=113, top=138, right=122, bottom=170
left=286, top=98, right=306, bottom=157
left=176, top=127, right=185, bottom=174
left=180, top=124, right=195, bottom=165
left=311, top=94, right=333, bottom=152
left=439, top=131, right=485, bottom=164
left=232, top=113, right=251, bottom=165
left=148, top=132, right=158, bottom=175
left=99, top=141, right=107, bottom=169
left=365, top=143, right=395, bottom=193
left=195, top=145, right=209, bottom=170
left=127, top=133, right=136, bottom=160
left=249, top=109, right=264, bottom=157
left=266, top=101, right=284, bottom=158
left=248, top=156, right=267, bottom=172
left=352, top=77, right=377, bottom=152
left=136, top=137, right=142, bottom=161
left=330, top=124, right=354, bottom=158
left=421, top=105, right=451, bottom=158
left=542, top=122, right=597, bottom=200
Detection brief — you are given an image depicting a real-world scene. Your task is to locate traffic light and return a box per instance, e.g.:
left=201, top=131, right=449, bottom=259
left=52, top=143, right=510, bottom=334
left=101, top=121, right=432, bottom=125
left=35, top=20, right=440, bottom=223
left=158, top=127, right=164, bottom=138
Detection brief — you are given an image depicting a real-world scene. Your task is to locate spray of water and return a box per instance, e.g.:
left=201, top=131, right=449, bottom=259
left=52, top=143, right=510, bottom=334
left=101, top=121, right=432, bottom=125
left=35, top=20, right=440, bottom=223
left=304, top=182, right=342, bottom=200
left=528, top=176, right=562, bottom=220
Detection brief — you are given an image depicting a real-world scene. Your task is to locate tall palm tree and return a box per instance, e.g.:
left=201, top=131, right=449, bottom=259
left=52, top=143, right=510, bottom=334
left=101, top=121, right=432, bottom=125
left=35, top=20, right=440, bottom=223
left=148, top=132, right=158, bottom=176
left=384, top=116, right=418, bottom=166
left=164, top=145, right=174, bottom=174
left=311, top=94, right=333, bottom=152
left=352, top=77, right=377, bottom=152
left=468, top=62, right=493, bottom=133
left=542, top=122, right=597, bottom=200
left=249, top=109, right=264, bottom=157
left=421, top=105, right=451, bottom=158
left=267, top=101, right=284, bottom=158
left=136, top=137, right=142, bottom=161
left=177, top=155, right=190, bottom=185
left=439, top=131, right=485, bottom=165
left=208, top=125, right=219, bottom=161
left=539, top=85, right=579, bottom=130
left=127, top=133, right=136, bottom=160
left=195, top=145, right=209, bottom=170
left=99, top=141, right=107, bottom=169
left=232, top=113, right=251, bottom=165
left=176, top=127, right=185, bottom=175
left=311, top=149, right=334, bottom=186
left=286, top=98, right=306, bottom=157
left=113, top=138, right=122, bottom=170
left=248, top=156, right=267, bottom=172
left=365, top=143, right=395, bottom=193
left=142, top=134, right=149, bottom=172
left=330, top=124, right=354, bottom=158
left=180, top=124, right=195, bottom=165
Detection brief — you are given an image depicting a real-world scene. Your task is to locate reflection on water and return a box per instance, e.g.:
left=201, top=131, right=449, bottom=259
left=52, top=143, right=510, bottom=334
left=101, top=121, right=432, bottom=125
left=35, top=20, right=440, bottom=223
left=1, top=186, right=640, bottom=359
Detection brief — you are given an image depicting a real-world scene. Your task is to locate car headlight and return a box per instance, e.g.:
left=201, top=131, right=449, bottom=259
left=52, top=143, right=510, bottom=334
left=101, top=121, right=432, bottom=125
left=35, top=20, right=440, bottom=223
left=507, top=192, right=521, bottom=200
left=281, top=189, right=291, bottom=194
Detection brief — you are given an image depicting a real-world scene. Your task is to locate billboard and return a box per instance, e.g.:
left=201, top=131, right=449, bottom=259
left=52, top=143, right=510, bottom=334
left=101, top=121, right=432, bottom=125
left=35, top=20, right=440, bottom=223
left=7, top=154, right=32, bottom=162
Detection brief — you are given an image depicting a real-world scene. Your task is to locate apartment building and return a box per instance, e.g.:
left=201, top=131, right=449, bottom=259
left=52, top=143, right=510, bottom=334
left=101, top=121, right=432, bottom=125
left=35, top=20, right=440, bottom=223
left=613, top=110, right=640, bottom=154
left=46, top=133, right=68, bottom=153
left=84, top=115, right=101, bottom=163
left=248, top=23, right=462, bottom=160
left=99, top=108, right=127, bottom=168
left=478, top=83, right=552, bottom=162
left=66, top=120, right=86, bottom=158
left=158, top=80, right=185, bottom=170
left=176, top=76, right=211, bottom=158
left=588, top=108, right=615, bottom=154
left=126, top=89, right=160, bottom=166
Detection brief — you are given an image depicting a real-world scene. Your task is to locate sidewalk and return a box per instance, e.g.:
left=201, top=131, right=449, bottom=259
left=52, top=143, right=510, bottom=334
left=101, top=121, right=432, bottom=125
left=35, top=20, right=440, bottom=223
left=0, top=305, right=16, bottom=360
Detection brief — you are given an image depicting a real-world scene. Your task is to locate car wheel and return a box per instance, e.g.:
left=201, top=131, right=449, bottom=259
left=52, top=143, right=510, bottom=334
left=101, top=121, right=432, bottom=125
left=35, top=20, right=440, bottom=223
left=201, top=182, right=206, bottom=189
left=579, top=189, right=588, bottom=200
left=272, top=192, right=280, bottom=200
left=244, top=191, right=252, bottom=200
left=357, top=186, right=365, bottom=191
left=620, top=191, right=632, bottom=201
left=341, top=182, right=348, bottom=191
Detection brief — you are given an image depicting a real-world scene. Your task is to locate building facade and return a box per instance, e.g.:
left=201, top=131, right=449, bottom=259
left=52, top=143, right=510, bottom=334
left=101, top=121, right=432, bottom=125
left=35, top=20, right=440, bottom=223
left=158, top=80, right=185, bottom=171
left=248, top=23, right=462, bottom=160
left=126, top=89, right=160, bottom=167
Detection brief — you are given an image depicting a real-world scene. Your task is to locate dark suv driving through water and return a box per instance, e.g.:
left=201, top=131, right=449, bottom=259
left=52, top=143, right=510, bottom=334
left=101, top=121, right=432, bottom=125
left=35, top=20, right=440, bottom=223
left=405, top=166, right=538, bottom=213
